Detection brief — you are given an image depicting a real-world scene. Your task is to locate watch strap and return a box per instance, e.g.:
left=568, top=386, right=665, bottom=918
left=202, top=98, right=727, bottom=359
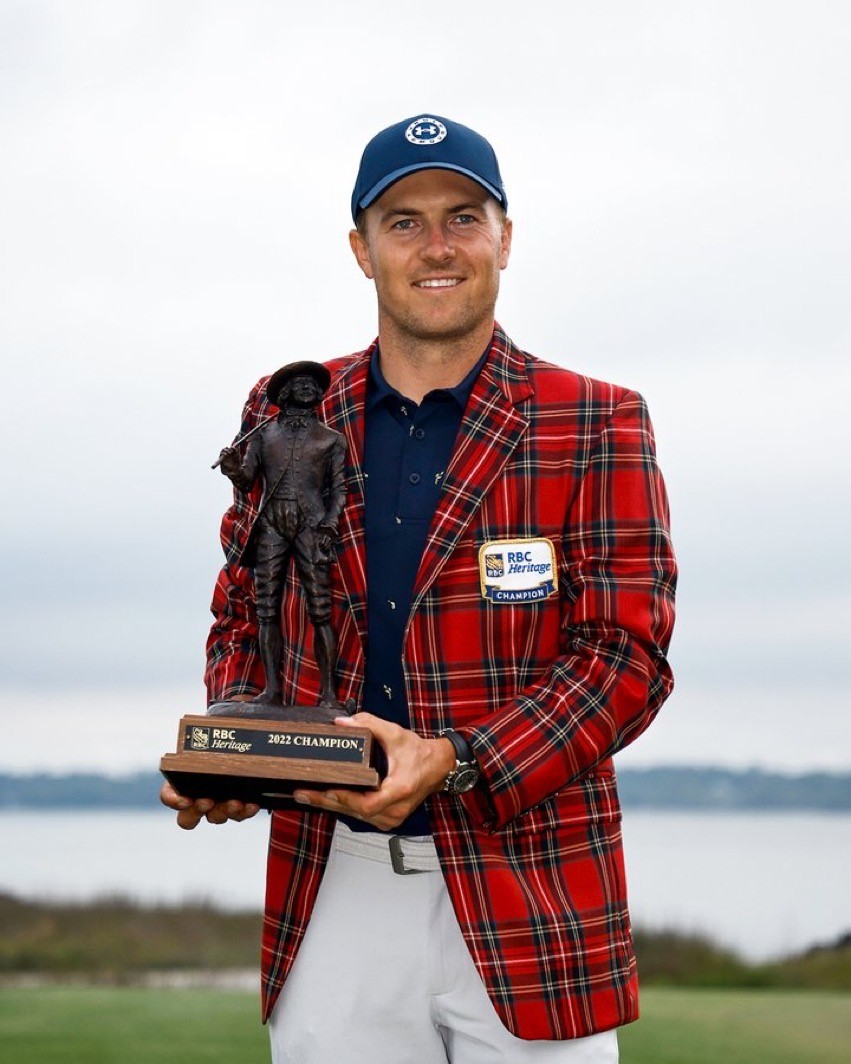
left=440, top=728, right=475, bottom=765
left=439, top=729, right=480, bottom=795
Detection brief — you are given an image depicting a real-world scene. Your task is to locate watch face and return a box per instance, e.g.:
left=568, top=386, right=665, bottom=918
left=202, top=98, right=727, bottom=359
left=447, top=764, right=479, bottom=795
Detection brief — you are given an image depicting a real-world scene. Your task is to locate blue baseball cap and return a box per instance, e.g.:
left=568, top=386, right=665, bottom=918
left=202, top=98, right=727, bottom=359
left=351, top=114, right=507, bottom=223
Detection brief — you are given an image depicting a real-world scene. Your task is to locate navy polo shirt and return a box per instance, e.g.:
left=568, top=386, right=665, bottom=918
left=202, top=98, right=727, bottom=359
left=345, top=347, right=487, bottom=836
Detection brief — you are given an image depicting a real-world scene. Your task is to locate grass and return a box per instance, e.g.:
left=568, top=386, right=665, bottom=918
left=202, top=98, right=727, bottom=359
left=620, top=988, right=851, bottom=1064
left=0, top=987, right=268, bottom=1064
left=0, top=987, right=848, bottom=1063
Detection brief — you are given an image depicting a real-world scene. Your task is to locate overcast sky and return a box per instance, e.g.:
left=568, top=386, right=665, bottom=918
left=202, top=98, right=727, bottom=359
left=1, top=1, right=848, bottom=775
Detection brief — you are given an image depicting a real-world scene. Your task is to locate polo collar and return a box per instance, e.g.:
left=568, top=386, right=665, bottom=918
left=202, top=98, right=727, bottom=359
left=365, top=346, right=489, bottom=414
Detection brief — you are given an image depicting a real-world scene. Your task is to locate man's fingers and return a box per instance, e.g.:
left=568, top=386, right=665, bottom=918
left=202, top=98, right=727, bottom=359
left=205, top=799, right=261, bottom=825
left=163, top=789, right=260, bottom=829
left=230, top=803, right=261, bottom=822
left=293, top=783, right=409, bottom=831
left=159, top=781, right=191, bottom=811
left=176, top=812, right=201, bottom=830
left=334, top=712, right=402, bottom=748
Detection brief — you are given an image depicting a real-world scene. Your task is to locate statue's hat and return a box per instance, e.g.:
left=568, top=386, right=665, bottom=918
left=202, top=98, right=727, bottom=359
left=266, top=361, right=332, bottom=406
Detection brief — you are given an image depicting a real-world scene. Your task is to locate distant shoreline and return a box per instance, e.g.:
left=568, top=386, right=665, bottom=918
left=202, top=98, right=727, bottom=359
left=1, top=766, right=850, bottom=811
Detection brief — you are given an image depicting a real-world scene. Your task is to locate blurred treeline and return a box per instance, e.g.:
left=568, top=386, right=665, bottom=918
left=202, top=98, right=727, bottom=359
left=1, top=894, right=849, bottom=991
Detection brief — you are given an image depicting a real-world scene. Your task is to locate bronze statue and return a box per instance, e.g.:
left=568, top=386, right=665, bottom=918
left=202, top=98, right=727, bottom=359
left=159, top=360, right=379, bottom=804
left=217, top=361, right=347, bottom=713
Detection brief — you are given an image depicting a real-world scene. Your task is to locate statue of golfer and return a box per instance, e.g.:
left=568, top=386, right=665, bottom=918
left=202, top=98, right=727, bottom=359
left=217, top=361, right=346, bottom=708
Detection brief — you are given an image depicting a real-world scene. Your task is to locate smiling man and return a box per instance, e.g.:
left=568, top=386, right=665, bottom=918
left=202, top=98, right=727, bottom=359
left=161, top=114, right=677, bottom=1063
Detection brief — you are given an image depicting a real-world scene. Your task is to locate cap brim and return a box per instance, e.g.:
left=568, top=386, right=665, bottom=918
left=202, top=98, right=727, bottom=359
left=357, top=163, right=504, bottom=213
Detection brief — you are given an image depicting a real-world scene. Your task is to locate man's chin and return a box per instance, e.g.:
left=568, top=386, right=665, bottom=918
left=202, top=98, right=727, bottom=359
left=391, top=310, right=494, bottom=345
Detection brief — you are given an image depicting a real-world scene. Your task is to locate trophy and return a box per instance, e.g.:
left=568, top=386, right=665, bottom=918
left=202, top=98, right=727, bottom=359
left=160, top=361, right=382, bottom=808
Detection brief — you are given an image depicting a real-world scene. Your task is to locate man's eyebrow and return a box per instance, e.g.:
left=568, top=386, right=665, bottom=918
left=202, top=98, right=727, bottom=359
left=447, top=202, right=486, bottom=214
left=380, top=201, right=486, bottom=220
left=380, top=206, right=423, bottom=220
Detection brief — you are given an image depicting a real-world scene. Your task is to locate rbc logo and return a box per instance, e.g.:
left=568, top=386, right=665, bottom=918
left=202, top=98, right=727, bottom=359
left=484, top=552, right=504, bottom=578
left=190, top=727, right=210, bottom=750
left=405, top=117, right=447, bottom=146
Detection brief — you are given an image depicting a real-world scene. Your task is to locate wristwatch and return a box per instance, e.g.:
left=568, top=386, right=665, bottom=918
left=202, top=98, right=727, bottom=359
left=439, top=729, right=480, bottom=795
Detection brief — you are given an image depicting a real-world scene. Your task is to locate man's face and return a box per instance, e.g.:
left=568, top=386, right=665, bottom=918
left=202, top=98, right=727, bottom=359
left=349, top=170, right=512, bottom=347
left=279, top=375, right=322, bottom=407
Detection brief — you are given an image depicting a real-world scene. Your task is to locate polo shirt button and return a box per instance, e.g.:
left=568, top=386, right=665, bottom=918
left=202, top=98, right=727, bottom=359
left=414, top=428, right=425, bottom=440
left=409, top=472, right=421, bottom=485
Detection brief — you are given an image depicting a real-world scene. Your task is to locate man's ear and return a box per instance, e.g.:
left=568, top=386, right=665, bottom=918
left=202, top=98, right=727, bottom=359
left=499, top=216, right=513, bottom=271
left=349, top=228, right=374, bottom=280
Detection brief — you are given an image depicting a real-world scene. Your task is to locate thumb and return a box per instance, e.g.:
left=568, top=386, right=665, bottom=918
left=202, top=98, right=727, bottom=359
left=334, top=712, right=398, bottom=743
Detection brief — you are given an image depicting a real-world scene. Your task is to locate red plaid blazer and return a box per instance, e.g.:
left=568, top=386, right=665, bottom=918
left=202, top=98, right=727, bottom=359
left=205, top=326, right=677, bottom=1040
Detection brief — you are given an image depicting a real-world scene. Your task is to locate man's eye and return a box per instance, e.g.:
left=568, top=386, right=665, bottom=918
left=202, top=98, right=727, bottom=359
left=392, top=218, right=415, bottom=230
left=456, top=214, right=476, bottom=225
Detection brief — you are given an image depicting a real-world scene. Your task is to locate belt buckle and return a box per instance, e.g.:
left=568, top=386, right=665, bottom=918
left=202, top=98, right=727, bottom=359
left=389, top=835, right=427, bottom=875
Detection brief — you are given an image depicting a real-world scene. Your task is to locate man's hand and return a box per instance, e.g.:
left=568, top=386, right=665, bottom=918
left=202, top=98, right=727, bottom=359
left=292, top=713, right=456, bottom=831
left=159, top=780, right=261, bottom=831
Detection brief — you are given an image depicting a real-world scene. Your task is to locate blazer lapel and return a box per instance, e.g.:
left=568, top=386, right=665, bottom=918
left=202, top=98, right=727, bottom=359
left=412, top=328, right=533, bottom=606
left=321, top=350, right=372, bottom=645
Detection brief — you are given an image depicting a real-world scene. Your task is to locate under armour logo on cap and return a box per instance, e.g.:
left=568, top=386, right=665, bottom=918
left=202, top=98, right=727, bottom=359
left=405, top=118, right=447, bottom=146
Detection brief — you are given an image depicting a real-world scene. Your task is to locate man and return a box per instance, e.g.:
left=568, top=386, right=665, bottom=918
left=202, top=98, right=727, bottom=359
left=217, top=362, right=346, bottom=707
left=161, top=114, right=676, bottom=1063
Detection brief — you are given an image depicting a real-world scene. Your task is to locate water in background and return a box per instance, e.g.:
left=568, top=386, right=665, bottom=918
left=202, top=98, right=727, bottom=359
left=621, top=810, right=850, bottom=959
left=2, top=809, right=849, bottom=961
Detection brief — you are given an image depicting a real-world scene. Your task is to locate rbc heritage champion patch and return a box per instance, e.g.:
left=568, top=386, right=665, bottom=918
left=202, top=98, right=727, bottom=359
left=478, top=538, right=558, bottom=603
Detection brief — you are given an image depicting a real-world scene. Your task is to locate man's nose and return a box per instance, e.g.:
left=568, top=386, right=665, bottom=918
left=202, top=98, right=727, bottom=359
left=420, top=223, right=455, bottom=262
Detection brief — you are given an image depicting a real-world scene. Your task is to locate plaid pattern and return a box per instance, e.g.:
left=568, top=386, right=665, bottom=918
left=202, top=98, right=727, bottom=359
left=205, top=326, right=676, bottom=1039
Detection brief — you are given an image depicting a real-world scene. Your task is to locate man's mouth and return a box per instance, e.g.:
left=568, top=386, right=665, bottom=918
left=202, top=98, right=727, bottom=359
left=414, top=278, right=462, bottom=289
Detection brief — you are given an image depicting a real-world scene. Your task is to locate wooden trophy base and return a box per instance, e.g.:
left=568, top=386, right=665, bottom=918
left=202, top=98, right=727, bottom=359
left=160, top=708, right=382, bottom=810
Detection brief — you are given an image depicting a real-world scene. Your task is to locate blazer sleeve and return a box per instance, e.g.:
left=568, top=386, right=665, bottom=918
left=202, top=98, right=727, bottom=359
left=204, top=381, right=269, bottom=702
left=464, top=390, right=677, bottom=830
